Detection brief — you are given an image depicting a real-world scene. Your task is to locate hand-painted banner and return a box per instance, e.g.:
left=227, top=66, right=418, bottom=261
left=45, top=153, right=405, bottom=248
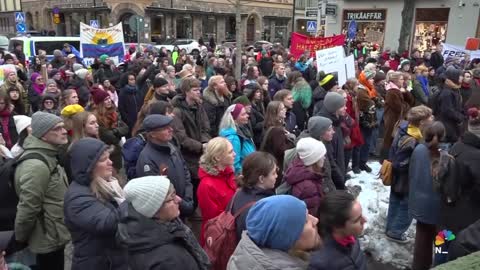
left=80, top=22, right=125, bottom=65
left=442, top=43, right=480, bottom=61
left=290, top=32, right=345, bottom=58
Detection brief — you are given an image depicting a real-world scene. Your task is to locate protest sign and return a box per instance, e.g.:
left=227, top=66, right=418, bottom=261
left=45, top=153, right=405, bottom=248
left=290, top=32, right=345, bottom=58
left=442, top=43, right=480, bottom=61
left=316, top=46, right=347, bottom=86
left=80, top=22, right=125, bottom=66
left=345, top=54, right=356, bottom=79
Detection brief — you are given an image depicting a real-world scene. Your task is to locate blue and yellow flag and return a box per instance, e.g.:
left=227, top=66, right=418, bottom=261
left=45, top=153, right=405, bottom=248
left=80, top=22, right=125, bottom=65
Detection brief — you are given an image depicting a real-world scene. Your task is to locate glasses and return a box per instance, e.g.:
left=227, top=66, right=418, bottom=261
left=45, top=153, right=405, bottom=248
left=44, top=100, right=54, bottom=104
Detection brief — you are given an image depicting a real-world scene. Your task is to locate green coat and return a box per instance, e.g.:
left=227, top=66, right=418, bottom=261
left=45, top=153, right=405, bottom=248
left=14, top=135, right=70, bottom=254
left=432, top=251, right=480, bottom=270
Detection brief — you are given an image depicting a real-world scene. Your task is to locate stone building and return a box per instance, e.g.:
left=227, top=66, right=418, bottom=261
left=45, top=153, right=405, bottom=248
left=20, top=0, right=294, bottom=45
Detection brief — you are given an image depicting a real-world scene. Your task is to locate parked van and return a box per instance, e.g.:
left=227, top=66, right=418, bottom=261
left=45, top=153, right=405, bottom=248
left=8, top=36, right=80, bottom=63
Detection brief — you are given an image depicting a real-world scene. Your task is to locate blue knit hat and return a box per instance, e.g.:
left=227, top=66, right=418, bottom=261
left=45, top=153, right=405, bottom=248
left=246, top=195, right=307, bottom=251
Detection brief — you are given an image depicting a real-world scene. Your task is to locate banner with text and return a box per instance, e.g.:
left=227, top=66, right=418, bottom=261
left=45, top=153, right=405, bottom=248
left=80, top=22, right=125, bottom=66
left=290, top=32, right=345, bottom=58
left=316, top=46, right=347, bottom=86
left=442, top=43, right=480, bottom=61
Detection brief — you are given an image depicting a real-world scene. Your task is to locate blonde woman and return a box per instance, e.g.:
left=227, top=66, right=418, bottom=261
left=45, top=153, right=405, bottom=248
left=197, top=137, right=237, bottom=246
left=64, top=138, right=127, bottom=270
left=70, top=111, right=99, bottom=144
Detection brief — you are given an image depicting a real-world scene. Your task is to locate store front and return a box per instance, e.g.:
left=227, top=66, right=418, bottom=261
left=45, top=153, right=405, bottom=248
left=176, top=15, right=193, bottom=39
left=202, top=16, right=217, bottom=40
left=413, top=8, right=449, bottom=52
left=342, top=9, right=386, bottom=48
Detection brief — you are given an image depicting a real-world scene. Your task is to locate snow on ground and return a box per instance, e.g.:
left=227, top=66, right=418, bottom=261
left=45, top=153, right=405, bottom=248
left=346, top=161, right=415, bottom=269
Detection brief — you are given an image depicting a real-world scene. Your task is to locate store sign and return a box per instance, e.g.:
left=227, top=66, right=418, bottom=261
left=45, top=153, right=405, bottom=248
left=326, top=4, right=337, bottom=16
left=290, top=32, right=345, bottom=58
left=442, top=43, right=480, bottom=60
left=344, top=10, right=386, bottom=21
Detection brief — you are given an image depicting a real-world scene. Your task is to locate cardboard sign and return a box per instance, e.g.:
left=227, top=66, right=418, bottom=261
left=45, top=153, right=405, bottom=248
left=465, top=38, right=480, bottom=51
left=316, top=46, right=347, bottom=86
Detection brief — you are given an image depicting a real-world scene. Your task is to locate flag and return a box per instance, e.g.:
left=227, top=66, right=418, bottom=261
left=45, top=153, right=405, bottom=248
left=80, top=22, right=125, bottom=63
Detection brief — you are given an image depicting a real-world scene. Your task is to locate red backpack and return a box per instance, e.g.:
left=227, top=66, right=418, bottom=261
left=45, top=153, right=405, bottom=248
left=203, top=192, right=256, bottom=270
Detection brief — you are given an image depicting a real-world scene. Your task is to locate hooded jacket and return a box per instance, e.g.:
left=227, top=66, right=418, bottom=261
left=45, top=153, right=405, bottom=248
left=14, top=135, right=70, bottom=253
left=117, top=204, right=210, bottom=270
left=64, top=138, right=127, bottom=270
left=284, top=157, right=324, bottom=216
left=308, top=236, right=367, bottom=270
left=436, top=81, right=464, bottom=143
left=219, top=126, right=256, bottom=175
left=171, top=94, right=211, bottom=179
left=227, top=232, right=308, bottom=270
left=135, top=141, right=194, bottom=217
left=203, top=87, right=232, bottom=137
left=118, top=84, right=142, bottom=133
left=197, top=166, right=236, bottom=246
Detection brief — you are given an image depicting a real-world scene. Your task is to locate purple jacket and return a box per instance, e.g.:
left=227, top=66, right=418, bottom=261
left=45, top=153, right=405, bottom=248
left=284, top=157, right=324, bottom=217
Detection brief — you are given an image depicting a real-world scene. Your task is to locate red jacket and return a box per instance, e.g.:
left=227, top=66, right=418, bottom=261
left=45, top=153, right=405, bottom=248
left=197, top=166, right=237, bottom=246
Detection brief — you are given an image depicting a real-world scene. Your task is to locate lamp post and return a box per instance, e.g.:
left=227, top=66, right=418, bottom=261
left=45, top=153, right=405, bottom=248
left=291, top=0, right=296, bottom=34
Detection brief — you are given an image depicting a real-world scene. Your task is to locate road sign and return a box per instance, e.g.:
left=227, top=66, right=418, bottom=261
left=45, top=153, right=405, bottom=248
left=53, top=17, right=61, bottom=24
left=15, top=12, right=25, bottom=23
left=306, top=21, right=317, bottom=33
left=305, top=7, right=318, bottom=18
left=52, top=7, right=60, bottom=14
left=90, top=20, right=99, bottom=28
left=326, top=4, right=337, bottom=16
left=16, top=23, right=26, bottom=33
left=347, top=20, right=357, bottom=40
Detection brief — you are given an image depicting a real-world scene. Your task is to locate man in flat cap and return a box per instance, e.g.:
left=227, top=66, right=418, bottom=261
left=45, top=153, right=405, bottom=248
left=135, top=114, right=194, bottom=218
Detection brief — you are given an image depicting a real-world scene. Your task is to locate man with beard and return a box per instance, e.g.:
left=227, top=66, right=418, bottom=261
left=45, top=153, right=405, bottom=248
left=203, top=75, right=232, bottom=136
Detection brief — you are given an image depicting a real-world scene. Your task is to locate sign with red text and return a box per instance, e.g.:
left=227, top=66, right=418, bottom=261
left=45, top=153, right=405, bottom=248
left=290, top=32, right=345, bottom=58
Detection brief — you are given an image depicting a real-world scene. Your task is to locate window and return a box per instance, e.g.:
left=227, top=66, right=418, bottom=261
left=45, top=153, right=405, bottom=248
left=34, top=40, right=81, bottom=55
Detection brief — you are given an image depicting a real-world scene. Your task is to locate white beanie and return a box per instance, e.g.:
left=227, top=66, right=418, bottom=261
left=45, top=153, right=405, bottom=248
left=296, top=137, right=327, bottom=166
left=13, top=115, right=31, bottom=134
left=75, top=68, right=89, bottom=80
left=124, top=176, right=171, bottom=218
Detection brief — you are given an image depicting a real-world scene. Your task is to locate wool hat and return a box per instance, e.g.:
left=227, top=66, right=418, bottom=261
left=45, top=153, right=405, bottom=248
left=233, top=95, right=251, bottom=106
left=176, top=69, right=192, bottom=79
left=467, top=107, right=480, bottom=133
left=13, top=115, right=31, bottom=134
left=243, top=84, right=260, bottom=100
left=75, top=68, right=89, bottom=80
left=231, top=103, right=244, bottom=120
left=153, top=77, right=169, bottom=88
left=246, top=195, right=307, bottom=251
left=364, top=69, right=376, bottom=80
left=42, top=94, right=57, bottom=105
left=31, top=111, right=63, bottom=139
left=49, top=68, right=61, bottom=78
left=61, top=104, right=84, bottom=117
left=374, top=71, right=387, bottom=83
left=399, top=59, right=410, bottom=70
left=296, top=137, right=327, bottom=166
left=72, top=63, right=83, bottom=72
left=472, top=68, right=480, bottom=79
left=323, top=91, right=346, bottom=114
left=99, top=54, right=109, bottom=63
left=318, top=73, right=338, bottom=91
left=124, top=176, right=171, bottom=218
left=53, top=49, right=63, bottom=57
left=91, top=89, right=110, bottom=105
left=143, top=114, right=173, bottom=131
left=308, top=116, right=333, bottom=139
left=46, top=79, right=57, bottom=87
left=445, top=66, right=462, bottom=84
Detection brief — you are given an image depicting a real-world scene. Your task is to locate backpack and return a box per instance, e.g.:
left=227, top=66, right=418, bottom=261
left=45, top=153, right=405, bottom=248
left=122, top=133, right=147, bottom=180
left=0, top=153, right=50, bottom=231
left=203, top=192, right=256, bottom=270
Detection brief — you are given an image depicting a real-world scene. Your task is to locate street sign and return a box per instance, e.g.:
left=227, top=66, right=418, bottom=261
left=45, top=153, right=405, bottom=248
left=16, top=23, right=26, bottom=33
left=53, top=17, right=61, bottom=24
left=347, top=20, right=357, bottom=40
left=306, top=21, right=317, bottom=33
left=326, top=4, right=337, bottom=16
left=305, top=7, right=318, bottom=18
left=15, top=12, right=25, bottom=23
left=90, top=20, right=99, bottom=28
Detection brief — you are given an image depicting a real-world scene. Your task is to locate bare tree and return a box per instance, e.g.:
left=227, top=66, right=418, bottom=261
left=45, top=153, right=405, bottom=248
left=398, top=0, right=415, bottom=54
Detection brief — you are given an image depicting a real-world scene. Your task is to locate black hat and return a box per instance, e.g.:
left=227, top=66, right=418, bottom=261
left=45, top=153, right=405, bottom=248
left=142, top=114, right=173, bottom=131
left=153, top=77, right=169, bottom=88
left=445, top=66, right=461, bottom=84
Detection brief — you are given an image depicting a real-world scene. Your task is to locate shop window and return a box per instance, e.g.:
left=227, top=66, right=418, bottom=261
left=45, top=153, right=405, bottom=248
left=413, top=8, right=449, bottom=52
left=151, top=15, right=164, bottom=43
left=225, top=16, right=235, bottom=40
left=176, top=15, right=192, bottom=39
left=342, top=9, right=386, bottom=49
left=202, top=16, right=217, bottom=40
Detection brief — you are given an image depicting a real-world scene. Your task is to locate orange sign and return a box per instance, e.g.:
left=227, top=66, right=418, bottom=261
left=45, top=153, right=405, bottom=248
left=465, top=38, right=480, bottom=51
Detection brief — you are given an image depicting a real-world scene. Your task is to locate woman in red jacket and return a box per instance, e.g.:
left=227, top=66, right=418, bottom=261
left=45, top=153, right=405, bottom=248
left=197, top=137, right=237, bottom=246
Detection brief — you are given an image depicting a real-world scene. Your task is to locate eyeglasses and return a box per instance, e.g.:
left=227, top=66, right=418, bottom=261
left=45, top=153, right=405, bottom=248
left=44, top=100, right=54, bottom=104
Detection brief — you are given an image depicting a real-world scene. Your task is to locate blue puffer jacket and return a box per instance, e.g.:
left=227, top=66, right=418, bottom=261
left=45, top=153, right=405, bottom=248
left=268, top=75, right=287, bottom=98
left=219, top=125, right=255, bottom=175
left=64, top=138, right=128, bottom=270
left=122, top=133, right=147, bottom=180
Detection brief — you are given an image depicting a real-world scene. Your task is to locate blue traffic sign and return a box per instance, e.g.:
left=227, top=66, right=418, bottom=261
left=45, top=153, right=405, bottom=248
left=90, top=20, right=99, bottom=28
left=306, top=21, right=317, bottom=33
left=16, top=23, right=26, bottom=33
left=15, top=12, right=25, bottom=23
left=348, top=20, right=357, bottom=40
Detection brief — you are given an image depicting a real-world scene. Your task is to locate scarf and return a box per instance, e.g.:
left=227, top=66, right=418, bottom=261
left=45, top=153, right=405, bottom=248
left=407, top=124, right=423, bottom=140
left=462, top=82, right=471, bottom=89
left=0, top=109, right=12, bottom=148
left=334, top=235, right=356, bottom=247
left=124, top=84, right=137, bottom=94
left=32, top=83, right=45, bottom=95
left=417, top=75, right=430, bottom=97
left=358, top=72, right=377, bottom=98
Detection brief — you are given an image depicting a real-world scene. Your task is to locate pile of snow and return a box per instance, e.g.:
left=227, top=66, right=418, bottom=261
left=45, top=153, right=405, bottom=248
left=346, top=162, right=415, bottom=269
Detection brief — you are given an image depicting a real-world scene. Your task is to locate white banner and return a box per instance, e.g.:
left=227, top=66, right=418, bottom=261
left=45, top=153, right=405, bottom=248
left=316, top=46, right=347, bottom=86
left=80, top=22, right=125, bottom=66
left=442, top=43, right=480, bottom=61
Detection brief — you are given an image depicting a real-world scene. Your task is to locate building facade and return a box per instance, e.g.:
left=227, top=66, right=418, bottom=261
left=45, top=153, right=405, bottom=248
left=0, top=0, right=22, bottom=35
left=19, top=0, right=293, bottom=45
left=294, top=0, right=480, bottom=52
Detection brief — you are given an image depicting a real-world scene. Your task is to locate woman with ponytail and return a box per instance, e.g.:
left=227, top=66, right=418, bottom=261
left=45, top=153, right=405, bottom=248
left=409, top=121, right=446, bottom=270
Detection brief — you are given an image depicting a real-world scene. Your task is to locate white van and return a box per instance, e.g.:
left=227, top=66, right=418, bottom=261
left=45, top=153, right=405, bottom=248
left=8, top=36, right=80, bottom=64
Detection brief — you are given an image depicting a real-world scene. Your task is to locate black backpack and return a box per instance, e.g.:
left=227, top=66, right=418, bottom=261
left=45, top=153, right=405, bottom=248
left=0, top=153, right=50, bottom=231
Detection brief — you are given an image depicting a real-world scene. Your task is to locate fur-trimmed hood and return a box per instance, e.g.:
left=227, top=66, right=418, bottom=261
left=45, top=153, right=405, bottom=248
left=202, top=86, right=232, bottom=106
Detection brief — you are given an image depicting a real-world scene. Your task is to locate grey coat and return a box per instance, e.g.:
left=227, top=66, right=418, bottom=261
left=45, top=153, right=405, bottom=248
left=227, top=232, right=308, bottom=270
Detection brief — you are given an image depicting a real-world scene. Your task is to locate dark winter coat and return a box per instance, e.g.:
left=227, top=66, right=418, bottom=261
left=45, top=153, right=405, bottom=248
left=69, top=77, right=91, bottom=108
left=408, top=143, right=441, bottom=225
left=249, top=103, right=265, bottom=147
left=171, top=95, right=211, bottom=179
left=230, top=186, right=275, bottom=242
left=312, top=86, right=328, bottom=116
left=430, top=52, right=444, bottom=70
left=268, top=75, right=287, bottom=98
left=64, top=138, right=128, bottom=270
left=292, top=100, right=308, bottom=132
left=259, top=57, right=274, bottom=77
left=122, top=133, right=147, bottom=180
left=135, top=65, right=156, bottom=102
left=317, top=106, right=346, bottom=177
left=117, top=204, right=210, bottom=270
left=436, top=83, right=464, bottom=143
left=98, top=115, right=129, bottom=171
left=447, top=218, right=480, bottom=261
left=308, top=237, right=367, bottom=270
left=118, top=85, right=142, bottom=134
left=203, top=86, right=232, bottom=137
left=285, top=110, right=298, bottom=135
left=284, top=157, right=324, bottom=217
left=383, top=84, right=414, bottom=150
left=135, top=141, right=194, bottom=217
left=441, top=132, right=480, bottom=234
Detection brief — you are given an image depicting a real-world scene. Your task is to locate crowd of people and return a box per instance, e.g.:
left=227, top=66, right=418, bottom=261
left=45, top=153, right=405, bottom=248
left=0, top=38, right=479, bottom=270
